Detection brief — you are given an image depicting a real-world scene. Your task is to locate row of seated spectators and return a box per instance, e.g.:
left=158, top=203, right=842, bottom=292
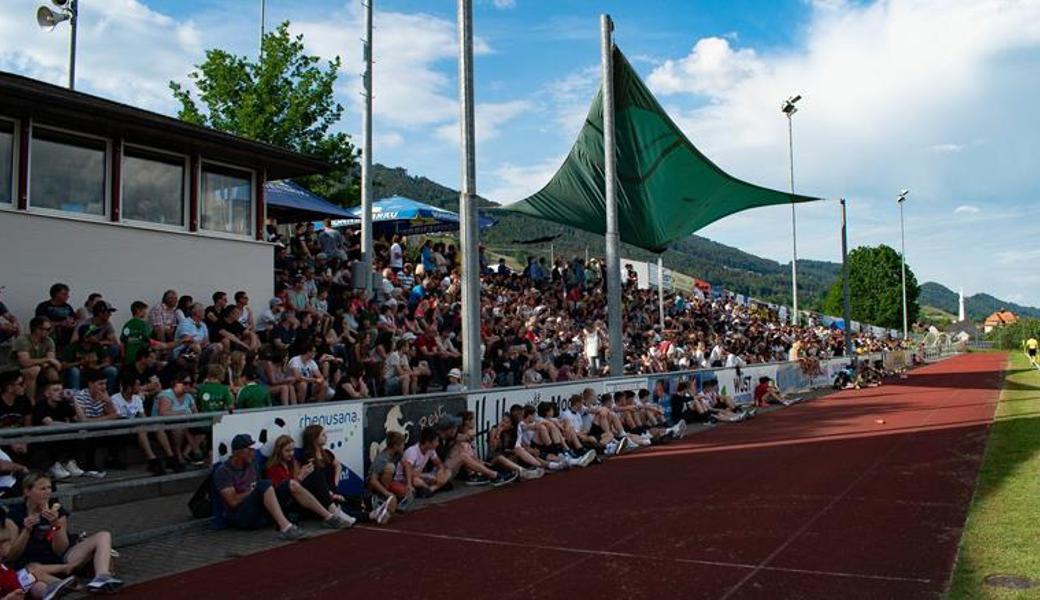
left=214, top=365, right=826, bottom=544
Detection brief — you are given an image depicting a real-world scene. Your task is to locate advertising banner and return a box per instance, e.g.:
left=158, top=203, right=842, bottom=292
left=362, top=394, right=467, bottom=473
left=212, top=401, right=365, bottom=494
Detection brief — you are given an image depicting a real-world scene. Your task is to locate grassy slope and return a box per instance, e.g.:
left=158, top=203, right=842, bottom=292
left=948, top=352, right=1040, bottom=598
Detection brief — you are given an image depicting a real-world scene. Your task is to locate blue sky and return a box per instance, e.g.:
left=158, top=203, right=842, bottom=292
left=2, top=0, right=1038, bottom=305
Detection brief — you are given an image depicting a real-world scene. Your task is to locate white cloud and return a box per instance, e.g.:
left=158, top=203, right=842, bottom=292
left=492, top=0, right=516, bottom=8
left=0, top=0, right=204, bottom=112
left=645, top=0, right=1040, bottom=200
left=294, top=9, right=491, bottom=130
left=434, top=99, right=534, bottom=144
left=532, top=65, right=600, bottom=142
left=647, top=37, right=764, bottom=98
left=995, top=249, right=1040, bottom=265
left=484, top=156, right=566, bottom=205
left=376, top=131, right=405, bottom=150
left=634, top=0, right=1040, bottom=300
left=954, top=205, right=979, bottom=214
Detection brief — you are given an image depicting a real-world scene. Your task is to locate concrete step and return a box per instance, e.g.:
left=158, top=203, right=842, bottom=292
left=48, top=464, right=207, bottom=511
left=71, top=491, right=208, bottom=548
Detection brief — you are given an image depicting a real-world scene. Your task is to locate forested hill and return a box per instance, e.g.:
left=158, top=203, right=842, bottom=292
left=370, top=164, right=1036, bottom=316
left=372, top=164, right=836, bottom=306
left=918, top=282, right=1040, bottom=321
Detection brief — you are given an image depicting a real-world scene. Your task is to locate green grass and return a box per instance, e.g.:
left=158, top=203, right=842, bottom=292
left=949, top=353, right=1040, bottom=598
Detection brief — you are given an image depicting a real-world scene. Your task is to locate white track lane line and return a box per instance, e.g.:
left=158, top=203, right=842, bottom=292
left=354, top=526, right=932, bottom=585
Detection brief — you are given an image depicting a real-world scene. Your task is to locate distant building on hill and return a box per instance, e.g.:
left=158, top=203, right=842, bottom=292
left=946, top=320, right=979, bottom=342
left=983, top=310, right=1018, bottom=333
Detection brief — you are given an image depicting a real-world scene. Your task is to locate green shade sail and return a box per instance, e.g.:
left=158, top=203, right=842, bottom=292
left=504, top=47, right=820, bottom=253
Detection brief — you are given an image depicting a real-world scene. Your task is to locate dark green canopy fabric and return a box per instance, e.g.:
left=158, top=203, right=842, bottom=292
left=504, top=47, right=820, bottom=253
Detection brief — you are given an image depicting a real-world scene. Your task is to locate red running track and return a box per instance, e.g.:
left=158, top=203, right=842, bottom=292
left=130, top=353, right=1006, bottom=599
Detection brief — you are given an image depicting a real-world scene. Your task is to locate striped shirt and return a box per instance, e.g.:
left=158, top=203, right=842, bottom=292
left=73, top=390, right=110, bottom=419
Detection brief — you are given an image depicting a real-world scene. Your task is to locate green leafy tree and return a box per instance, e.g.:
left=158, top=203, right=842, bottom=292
left=821, top=244, right=919, bottom=329
left=169, top=22, right=358, bottom=204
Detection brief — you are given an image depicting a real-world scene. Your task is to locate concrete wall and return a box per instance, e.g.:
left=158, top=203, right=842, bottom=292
left=0, top=209, right=273, bottom=325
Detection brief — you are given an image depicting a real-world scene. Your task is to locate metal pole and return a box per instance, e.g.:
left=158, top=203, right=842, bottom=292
left=900, top=199, right=908, bottom=340
left=840, top=199, right=853, bottom=360
left=550, top=241, right=554, bottom=265
left=657, top=255, right=665, bottom=331
left=601, top=14, right=623, bottom=377
left=360, top=0, right=374, bottom=293
left=458, top=0, right=481, bottom=389
left=787, top=113, right=798, bottom=327
left=259, top=0, right=266, bottom=60
left=68, top=0, right=78, bottom=90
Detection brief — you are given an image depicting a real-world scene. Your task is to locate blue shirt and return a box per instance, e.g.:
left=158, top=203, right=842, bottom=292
left=421, top=246, right=434, bottom=272
left=175, top=319, right=208, bottom=344
left=153, top=389, right=196, bottom=417
left=409, top=284, right=425, bottom=308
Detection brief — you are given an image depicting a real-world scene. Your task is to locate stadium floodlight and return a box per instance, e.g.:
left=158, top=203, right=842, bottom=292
left=36, top=0, right=78, bottom=90
left=897, top=189, right=910, bottom=340
left=781, top=95, right=801, bottom=116
left=781, top=93, right=802, bottom=326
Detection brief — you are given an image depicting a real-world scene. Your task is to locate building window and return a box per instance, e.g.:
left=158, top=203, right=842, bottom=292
left=0, top=120, right=14, bottom=205
left=122, top=147, right=186, bottom=226
left=201, top=163, right=252, bottom=236
left=30, top=128, right=106, bottom=216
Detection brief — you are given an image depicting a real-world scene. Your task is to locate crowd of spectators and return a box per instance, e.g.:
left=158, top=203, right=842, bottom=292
left=0, top=223, right=906, bottom=488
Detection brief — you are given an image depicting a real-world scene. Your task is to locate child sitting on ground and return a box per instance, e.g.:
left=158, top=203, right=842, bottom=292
left=0, top=518, right=76, bottom=599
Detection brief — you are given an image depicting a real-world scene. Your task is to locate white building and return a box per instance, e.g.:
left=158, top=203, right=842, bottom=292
left=0, top=72, right=327, bottom=324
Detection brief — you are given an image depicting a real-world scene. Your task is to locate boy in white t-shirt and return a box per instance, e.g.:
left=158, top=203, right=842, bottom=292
left=394, top=428, right=450, bottom=498
left=112, top=375, right=174, bottom=476
left=287, top=346, right=327, bottom=402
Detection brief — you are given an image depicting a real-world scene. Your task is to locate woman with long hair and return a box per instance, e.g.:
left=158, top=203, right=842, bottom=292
left=300, top=425, right=347, bottom=514
left=174, top=295, right=194, bottom=324
left=263, top=435, right=354, bottom=526
left=4, top=471, right=122, bottom=593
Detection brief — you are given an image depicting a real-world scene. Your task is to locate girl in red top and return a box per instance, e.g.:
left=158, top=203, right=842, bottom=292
left=263, top=435, right=296, bottom=487
left=265, top=431, right=355, bottom=526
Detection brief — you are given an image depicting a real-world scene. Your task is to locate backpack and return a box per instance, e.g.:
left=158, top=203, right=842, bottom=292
left=188, top=472, right=214, bottom=519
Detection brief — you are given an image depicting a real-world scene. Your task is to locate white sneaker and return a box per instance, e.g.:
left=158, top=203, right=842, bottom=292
left=547, top=461, right=565, bottom=471
left=63, top=460, right=85, bottom=477
left=635, top=435, right=651, bottom=447
left=520, top=467, right=544, bottom=480
left=605, top=440, right=619, bottom=455
left=331, top=505, right=356, bottom=526
left=577, top=449, right=596, bottom=467
left=672, top=421, right=688, bottom=438
left=49, top=462, right=71, bottom=480
left=83, top=470, right=106, bottom=479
